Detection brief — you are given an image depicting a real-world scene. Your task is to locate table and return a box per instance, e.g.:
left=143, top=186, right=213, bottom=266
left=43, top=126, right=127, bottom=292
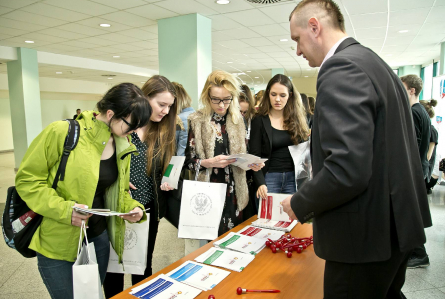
left=113, top=216, right=325, bottom=299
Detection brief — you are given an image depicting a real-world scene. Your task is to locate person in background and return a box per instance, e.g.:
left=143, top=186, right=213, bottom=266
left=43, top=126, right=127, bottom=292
left=421, top=99, right=439, bottom=194
left=254, top=90, right=264, bottom=110
left=239, top=84, right=256, bottom=142
left=282, top=1, right=431, bottom=297
left=301, top=93, right=313, bottom=128
left=73, top=108, right=81, bottom=120
left=16, top=83, right=150, bottom=299
left=104, top=76, right=177, bottom=298
left=184, top=70, right=264, bottom=235
left=174, top=82, right=195, bottom=156
left=249, top=74, right=309, bottom=210
left=400, top=74, right=432, bottom=269
left=308, top=96, right=316, bottom=115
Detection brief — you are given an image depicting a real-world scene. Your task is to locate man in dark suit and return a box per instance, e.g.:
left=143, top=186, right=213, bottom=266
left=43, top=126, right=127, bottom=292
left=282, top=0, right=432, bottom=298
left=73, top=108, right=81, bottom=120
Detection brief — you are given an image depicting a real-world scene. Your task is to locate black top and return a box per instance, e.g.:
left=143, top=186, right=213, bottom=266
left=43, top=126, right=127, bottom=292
left=291, top=38, right=430, bottom=263
left=412, top=103, right=431, bottom=178
left=428, top=125, right=438, bottom=179
left=268, top=127, right=294, bottom=173
left=87, top=151, right=117, bottom=239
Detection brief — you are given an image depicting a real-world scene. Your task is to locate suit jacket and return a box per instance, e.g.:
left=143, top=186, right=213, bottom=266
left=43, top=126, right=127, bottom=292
left=291, top=38, right=432, bottom=264
left=249, top=114, right=273, bottom=187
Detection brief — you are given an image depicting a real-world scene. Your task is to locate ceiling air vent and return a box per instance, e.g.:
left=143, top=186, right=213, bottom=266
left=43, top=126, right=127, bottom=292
left=245, top=0, right=284, bottom=4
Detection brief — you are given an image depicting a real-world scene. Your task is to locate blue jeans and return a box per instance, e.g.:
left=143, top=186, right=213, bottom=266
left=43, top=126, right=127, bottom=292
left=255, top=171, right=296, bottom=210
left=37, top=229, right=110, bottom=299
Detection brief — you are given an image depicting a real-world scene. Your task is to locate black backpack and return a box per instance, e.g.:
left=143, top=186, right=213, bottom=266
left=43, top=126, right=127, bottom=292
left=2, top=119, right=80, bottom=258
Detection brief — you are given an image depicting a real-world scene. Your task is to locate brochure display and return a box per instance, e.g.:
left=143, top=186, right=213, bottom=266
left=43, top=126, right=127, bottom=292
left=166, top=261, right=230, bottom=291
left=161, top=156, right=186, bottom=189
left=130, top=274, right=201, bottom=299
left=253, top=193, right=298, bottom=232
left=178, top=180, right=226, bottom=240
left=238, top=225, right=284, bottom=241
left=213, top=232, right=265, bottom=255
left=194, top=247, right=255, bottom=272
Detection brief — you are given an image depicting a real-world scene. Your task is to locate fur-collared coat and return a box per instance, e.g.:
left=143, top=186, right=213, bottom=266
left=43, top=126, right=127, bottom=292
left=187, top=109, right=249, bottom=211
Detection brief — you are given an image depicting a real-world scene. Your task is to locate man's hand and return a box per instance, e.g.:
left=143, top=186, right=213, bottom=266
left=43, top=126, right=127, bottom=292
left=282, top=195, right=298, bottom=221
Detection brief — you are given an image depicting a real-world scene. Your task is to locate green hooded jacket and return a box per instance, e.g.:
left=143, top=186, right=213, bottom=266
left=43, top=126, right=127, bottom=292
left=15, top=111, right=146, bottom=263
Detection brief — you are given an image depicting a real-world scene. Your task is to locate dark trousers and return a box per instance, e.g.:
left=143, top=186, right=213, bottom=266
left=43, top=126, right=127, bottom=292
left=103, top=206, right=160, bottom=298
left=425, top=177, right=438, bottom=191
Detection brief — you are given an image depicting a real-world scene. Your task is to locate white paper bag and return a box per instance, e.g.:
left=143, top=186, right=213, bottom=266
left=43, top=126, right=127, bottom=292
left=178, top=180, right=227, bottom=240
left=107, top=215, right=150, bottom=275
left=73, top=221, right=103, bottom=299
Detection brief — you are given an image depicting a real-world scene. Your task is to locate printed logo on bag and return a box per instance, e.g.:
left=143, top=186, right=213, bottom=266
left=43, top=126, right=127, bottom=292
left=124, top=227, right=137, bottom=250
left=190, top=193, right=212, bottom=215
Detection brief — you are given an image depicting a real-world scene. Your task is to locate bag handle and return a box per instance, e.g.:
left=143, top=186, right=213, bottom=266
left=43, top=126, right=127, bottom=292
left=76, top=220, right=91, bottom=262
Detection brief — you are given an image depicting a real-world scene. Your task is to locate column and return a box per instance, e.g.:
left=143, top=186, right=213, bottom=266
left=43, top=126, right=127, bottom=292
left=398, top=65, right=421, bottom=77
left=271, top=68, right=284, bottom=77
left=440, top=42, right=445, bottom=76
left=158, top=14, right=212, bottom=110
left=7, top=47, right=42, bottom=170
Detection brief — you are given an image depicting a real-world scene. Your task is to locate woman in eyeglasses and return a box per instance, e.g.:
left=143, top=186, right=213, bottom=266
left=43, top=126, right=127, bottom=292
left=184, top=71, right=264, bottom=235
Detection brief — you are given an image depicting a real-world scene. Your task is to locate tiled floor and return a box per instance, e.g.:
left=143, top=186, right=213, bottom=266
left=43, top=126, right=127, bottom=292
left=0, top=151, right=444, bottom=298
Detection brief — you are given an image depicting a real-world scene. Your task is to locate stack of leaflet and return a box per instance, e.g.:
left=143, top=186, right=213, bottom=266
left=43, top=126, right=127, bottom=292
left=213, top=232, right=265, bottom=255
left=251, top=193, right=298, bottom=232
left=130, top=274, right=201, bottom=299
left=165, top=261, right=230, bottom=291
left=238, top=225, right=285, bottom=241
left=194, top=247, right=255, bottom=272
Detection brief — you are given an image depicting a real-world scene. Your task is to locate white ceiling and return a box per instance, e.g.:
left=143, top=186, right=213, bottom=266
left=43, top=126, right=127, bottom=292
left=0, top=0, right=444, bottom=88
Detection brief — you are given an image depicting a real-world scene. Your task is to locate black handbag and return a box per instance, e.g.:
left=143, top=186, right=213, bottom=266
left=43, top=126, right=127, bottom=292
left=2, top=119, right=80, bottom=258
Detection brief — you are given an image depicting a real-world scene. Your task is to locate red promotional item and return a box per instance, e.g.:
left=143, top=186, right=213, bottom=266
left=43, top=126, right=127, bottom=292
left=236, top=287, right=280, bottom=295
left=265, top=234, right=313, bottom=257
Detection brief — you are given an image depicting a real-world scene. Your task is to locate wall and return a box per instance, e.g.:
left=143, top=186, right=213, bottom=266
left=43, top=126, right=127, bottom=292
left=0, top=90, right=98, bottom=151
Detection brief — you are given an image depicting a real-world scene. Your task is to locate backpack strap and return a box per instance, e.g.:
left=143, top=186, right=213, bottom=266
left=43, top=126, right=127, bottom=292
left=51, top=119, right=80, bottom=189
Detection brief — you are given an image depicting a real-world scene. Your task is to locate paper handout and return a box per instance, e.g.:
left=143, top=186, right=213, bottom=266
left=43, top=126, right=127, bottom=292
left=72, top=207, right=139, bottom=217
left=166, top=261, right=230, bottom=291
left=161, top=156, right=186, bottom=189
left=238, top=225, right=285, bottom=241
left=254, top=193, right=298, bottom=232
left=130, top=274, right=201, bottom=299
left=251, top=218, right=298, bottom=233
left=178, top=180, right=227, bottom=240
left=225, top=153, right=267, bottom=171
left=194, top=247, right=255, bottom=272
left=213, top=232, right=265, bottom=255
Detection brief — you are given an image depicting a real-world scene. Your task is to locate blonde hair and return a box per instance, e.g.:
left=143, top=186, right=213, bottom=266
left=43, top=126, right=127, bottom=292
left=200, top=70, right=242, bottom=124
left=173, top=82, right=192, bottom=114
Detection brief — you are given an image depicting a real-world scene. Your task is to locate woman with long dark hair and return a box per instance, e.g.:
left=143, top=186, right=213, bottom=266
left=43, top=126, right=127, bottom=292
left=249, top=74, right=309, bottom=209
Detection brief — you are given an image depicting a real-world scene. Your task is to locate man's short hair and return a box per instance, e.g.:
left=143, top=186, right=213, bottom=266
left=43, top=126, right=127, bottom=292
left=289, top=0, right=346, bottom=33
left=400, top=75, right=423, bottom=97
left=76, top=108, right=81, bottom=111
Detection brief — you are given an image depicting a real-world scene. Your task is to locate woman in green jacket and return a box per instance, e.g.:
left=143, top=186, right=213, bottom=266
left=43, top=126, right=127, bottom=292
left=15, top=83, right=151, bottom=299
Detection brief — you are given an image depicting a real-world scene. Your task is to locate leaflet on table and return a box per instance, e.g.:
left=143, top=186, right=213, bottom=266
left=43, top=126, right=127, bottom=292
left=177, top=180, right=226, bottom=240
left=130, top=274, right=201, bottom=299
left=161, top=156, right=186, bottom=189
left=213, top=232, right=265, bottom=255
left=251, top=218, right=298, bottom=233
left=72, top=207, right=139, bottom=217
left=194, top=247, right=255, bottom=272
left=258, top=193, right=292, bottom=222
left=238, top=225, right=285, bottom=241
left=165, top=261, right=230, bottom=291
left=225, top=154, right=268, bottom=171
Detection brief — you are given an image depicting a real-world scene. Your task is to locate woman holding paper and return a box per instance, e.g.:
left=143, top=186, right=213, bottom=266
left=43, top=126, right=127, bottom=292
left=184, top=70, right=264, bottom=236
left=104, top=75, right=177, bottom=298
left=249, top=74, right=310, bottom=210
left=15, top=83, right=150, bottom=299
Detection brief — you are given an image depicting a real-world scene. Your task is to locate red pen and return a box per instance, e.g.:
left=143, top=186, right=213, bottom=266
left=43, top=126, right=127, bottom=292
left=236, top=287, right=280, bottom=295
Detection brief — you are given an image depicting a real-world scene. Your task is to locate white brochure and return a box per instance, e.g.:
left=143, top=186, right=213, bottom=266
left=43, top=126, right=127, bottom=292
left=178, top=180, right=227, bottom=240
left=225, top=153, right=267, bottom=171
left=213, top=232, right=265, bottom=255
left=258, top=193, right=292, bottom=222
left=130, top=274, right=201, bottom=299
left=195, top=247, right=255, bottom=272
left=166, top=261, right=230, bottom=291
left=238, top=225, right=285, bottom=241
left=161, top=156, right=186, bottom=189
left=251, top=218, right=298, bottom=233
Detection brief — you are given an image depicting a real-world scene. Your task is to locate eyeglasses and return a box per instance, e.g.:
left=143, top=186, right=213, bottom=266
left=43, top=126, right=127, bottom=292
left=210, top=98, right=232, bottom=105
left=121, top=118, right=131, bottom=127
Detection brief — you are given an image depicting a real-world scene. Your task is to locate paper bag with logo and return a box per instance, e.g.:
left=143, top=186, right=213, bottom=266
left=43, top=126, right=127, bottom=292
left=72, top=221, right=103, bottom=299
left=107, top=215, right=149, bottom=275
left=178, top=180, right=227, bottom=240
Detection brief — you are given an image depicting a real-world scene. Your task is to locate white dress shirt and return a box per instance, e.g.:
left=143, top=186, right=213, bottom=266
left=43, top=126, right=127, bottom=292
left=319, top=36, right=350, bottom=70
